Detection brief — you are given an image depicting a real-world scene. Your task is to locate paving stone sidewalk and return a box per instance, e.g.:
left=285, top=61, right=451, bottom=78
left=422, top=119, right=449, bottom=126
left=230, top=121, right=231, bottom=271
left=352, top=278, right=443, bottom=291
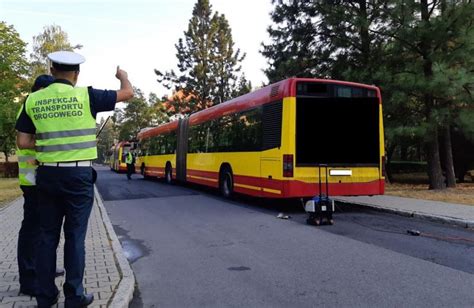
left=335, top=195, right=474, bottom=228
left=0, top=193, right=126, bottom=307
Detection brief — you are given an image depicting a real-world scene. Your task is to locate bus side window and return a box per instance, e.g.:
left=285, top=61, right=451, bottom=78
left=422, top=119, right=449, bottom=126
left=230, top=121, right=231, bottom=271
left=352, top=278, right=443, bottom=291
left=218, top=115, right=233, bottom=151
left=149, top=136, right=158, bottom=155
left=171, top=131, right=177, bottom=154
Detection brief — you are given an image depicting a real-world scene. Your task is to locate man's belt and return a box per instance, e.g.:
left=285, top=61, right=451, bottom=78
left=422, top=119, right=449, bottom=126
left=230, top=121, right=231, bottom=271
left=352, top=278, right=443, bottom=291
left=40, top=161, right=92, bottom=167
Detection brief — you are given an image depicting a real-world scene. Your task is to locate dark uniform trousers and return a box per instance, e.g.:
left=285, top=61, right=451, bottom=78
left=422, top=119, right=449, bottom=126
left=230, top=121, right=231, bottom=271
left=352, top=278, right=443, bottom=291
left=35, top=166, right=94, bottom=308
left=126, top=163, right=134, bottom=180
left=17, top=185, right=40, bottom=293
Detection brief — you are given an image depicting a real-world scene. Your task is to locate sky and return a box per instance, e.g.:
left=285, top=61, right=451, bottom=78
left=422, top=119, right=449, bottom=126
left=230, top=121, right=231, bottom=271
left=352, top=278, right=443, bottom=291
left=1, top=0, right=274, bottom=119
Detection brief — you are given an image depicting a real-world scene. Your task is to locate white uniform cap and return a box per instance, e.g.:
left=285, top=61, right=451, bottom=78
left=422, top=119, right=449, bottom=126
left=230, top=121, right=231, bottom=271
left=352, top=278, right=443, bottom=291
left=48, top=51, right=85, bottom=65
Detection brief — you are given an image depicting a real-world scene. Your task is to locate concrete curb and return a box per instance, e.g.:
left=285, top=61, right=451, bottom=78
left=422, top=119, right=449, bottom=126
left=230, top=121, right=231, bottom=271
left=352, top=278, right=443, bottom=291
left=94, top=186, right=135, bottom=307
left=334, top=198, right=474, bottom=229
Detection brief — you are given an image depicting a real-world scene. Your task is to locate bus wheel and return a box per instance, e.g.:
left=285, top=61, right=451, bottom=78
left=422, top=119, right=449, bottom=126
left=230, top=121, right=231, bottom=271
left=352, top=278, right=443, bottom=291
left=220, top=167, right=234, bottom=198
left=165, top=164, right=173, bottom=184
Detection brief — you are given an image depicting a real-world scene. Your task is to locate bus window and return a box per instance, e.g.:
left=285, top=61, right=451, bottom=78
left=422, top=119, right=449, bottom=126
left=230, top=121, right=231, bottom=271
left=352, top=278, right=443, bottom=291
left=296, top=94, right=379, bottom=166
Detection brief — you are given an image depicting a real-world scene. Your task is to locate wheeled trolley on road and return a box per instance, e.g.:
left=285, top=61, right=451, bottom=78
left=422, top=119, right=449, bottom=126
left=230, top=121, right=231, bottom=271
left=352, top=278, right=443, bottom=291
left=305, top=164, right=334, bottom=226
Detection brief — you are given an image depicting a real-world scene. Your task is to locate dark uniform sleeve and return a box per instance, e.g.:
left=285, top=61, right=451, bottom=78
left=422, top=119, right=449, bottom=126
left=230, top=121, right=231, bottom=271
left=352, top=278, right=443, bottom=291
left=88, top=87, right=117, bottom=118
left=15, top=103, right=36, bottom=134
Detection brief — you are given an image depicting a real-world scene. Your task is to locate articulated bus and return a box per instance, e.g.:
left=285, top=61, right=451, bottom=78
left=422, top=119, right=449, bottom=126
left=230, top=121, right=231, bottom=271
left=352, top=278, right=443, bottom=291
left=136, top=78, right=385, bottom=199
left=110, top=141, right=132, bottom=172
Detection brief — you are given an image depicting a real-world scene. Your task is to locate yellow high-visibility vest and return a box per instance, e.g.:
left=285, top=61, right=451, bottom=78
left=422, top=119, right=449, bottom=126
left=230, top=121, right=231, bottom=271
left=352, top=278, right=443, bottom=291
left=125, top=152, right=133, bottom=164
left=25, top=83, right=97, bottom=162
left=16, top=104, right=37, bottom=186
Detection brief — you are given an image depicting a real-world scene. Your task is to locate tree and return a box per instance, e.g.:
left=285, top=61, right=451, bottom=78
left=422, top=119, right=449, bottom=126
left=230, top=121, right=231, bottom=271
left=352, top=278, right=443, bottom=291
left=148, top=92, right=169, bottom=125
left=262, top=1, right=474, bottom=190
left=263, top=1, right=392, bottom=84
left=96, top=117, right=117, bottom=164
left=29, top=24, right=82, bottom=81
left=0, top=22, right=29, bottom=161
left=382, top=0, right=474, bottom=189
left=155, top=0, right=249, bottom=116
left=114, top=88, right=156, bottom=141
left=261, top=1, right=322, bottom=83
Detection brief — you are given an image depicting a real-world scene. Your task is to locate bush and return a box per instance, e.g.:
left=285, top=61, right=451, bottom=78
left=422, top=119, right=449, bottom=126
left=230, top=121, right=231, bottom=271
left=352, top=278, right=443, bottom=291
left=387, top=161, right=427, bottom=174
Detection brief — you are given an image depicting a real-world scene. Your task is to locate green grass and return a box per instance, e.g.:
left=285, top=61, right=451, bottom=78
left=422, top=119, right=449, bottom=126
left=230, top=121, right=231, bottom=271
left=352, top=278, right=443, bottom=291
left=0, top=178, right=22, bottom=209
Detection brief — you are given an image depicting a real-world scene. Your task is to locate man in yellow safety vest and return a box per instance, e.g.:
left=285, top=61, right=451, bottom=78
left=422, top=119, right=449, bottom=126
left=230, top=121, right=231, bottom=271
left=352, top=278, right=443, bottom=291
left=16, top=51, right=133, bottom=307
left=16, top=75, right=66, bottom=297
left=125, top=150, right=134, bottom=180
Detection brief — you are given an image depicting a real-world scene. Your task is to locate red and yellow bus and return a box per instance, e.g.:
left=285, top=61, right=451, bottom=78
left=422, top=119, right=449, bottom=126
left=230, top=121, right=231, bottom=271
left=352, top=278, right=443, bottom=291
left=136, top=78, right=385, bottom=198
left=110, top=141, right=132, bottom=172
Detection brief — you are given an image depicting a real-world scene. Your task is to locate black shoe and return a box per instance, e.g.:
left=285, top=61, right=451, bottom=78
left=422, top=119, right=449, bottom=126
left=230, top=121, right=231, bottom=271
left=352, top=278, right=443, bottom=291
left=80, top=293, right=94, bottom=306
left=55, top=268, right=65, bottom=277
left=35, top=293, right=59, bottom=307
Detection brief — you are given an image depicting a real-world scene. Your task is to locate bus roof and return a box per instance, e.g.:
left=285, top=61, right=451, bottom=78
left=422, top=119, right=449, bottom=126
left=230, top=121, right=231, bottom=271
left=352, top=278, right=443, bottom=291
left=137, top=120, right=179, bottom=140
left=189, top=78, right=380, bottom=126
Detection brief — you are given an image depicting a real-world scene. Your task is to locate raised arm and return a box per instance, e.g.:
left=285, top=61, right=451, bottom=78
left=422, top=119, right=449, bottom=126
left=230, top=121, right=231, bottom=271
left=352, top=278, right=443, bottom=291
left=115, top=66, right=134, bottom=102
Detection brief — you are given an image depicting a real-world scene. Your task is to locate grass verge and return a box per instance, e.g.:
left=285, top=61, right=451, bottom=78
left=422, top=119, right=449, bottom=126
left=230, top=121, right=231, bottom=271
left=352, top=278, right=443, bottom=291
left=385, top=182, right=474, bottom=206
left=0, top=178, right=21, bottom=209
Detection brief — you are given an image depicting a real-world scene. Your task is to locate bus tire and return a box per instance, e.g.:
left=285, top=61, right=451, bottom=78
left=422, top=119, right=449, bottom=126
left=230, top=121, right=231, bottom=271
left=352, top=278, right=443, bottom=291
left=165, top=163, right=173, bottom=184
left=219, top=166, right=234, bottom=198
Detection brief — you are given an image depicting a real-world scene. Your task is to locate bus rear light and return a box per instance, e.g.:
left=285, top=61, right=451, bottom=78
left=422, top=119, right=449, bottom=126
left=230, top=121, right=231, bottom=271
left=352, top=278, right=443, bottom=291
left=381, top=155, right=386, bottom=177
left=283, top=154, right=294, bottom=177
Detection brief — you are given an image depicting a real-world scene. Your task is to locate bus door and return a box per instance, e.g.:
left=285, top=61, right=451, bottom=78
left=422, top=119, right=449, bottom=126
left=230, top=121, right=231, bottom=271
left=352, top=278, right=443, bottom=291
left=176, top=118, right=189, bottom=182
left=260, top=157, right=283, bottom=197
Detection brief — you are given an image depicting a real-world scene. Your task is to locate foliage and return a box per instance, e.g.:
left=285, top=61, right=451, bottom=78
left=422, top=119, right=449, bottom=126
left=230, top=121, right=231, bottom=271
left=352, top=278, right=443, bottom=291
left=262, top=1, right=390, bottom=84
left=381, top=0, right=474, bottom=188
left=0, top=22, right=29, bottom=161
left=29, top=24, right=82, bottom=81
left=96, top=117, right=117, bottom=164
left=155, top=0, right=250, bottom=116
left=148, top=92, right=170, bottom=125
left=114, top=88, right=157, bottom=141
left=261, top=1, right=321, bottom=82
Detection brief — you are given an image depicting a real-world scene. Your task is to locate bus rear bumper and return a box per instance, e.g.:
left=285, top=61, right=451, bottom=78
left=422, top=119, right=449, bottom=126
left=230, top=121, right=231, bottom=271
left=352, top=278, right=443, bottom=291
left=282, top=179, right=385, bottom=198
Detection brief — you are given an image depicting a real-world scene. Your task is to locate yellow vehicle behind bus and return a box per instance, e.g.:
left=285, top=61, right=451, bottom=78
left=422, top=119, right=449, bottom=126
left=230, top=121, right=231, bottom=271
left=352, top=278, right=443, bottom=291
left=110, top=141, right=131, bottom=173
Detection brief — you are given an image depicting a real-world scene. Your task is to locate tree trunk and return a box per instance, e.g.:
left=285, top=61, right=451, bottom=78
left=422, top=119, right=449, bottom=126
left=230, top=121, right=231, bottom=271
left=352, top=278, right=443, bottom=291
left=441, top=126, right=456, bottom=188
left=425, top=130, right=445, bottom=190
left=385, top=143, right=397, bottom=184
left=3, top=151, right=9, bottom=163
left=420, top=0, right=445, bottom=190
left=358, top=0, right=370, bottom=64
left=438, top=1, right=456, bottom=188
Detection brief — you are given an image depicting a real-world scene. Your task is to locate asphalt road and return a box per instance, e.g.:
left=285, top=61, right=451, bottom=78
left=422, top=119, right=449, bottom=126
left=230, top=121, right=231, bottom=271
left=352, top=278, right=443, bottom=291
left=95, top=166, right=474, bottom=307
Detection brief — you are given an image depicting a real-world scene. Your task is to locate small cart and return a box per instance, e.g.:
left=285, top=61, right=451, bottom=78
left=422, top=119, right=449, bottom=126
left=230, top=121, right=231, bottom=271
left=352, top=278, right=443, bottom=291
left=305, top=164, right=334, bottom=226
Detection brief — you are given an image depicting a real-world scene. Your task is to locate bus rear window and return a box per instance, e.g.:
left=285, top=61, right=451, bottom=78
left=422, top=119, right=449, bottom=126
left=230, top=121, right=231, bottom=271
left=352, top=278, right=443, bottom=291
left=297, top=83, right=328, bottom=96
left=297, top=82, right=377, bottom=98
left=295, top=96, right=380, bottom=165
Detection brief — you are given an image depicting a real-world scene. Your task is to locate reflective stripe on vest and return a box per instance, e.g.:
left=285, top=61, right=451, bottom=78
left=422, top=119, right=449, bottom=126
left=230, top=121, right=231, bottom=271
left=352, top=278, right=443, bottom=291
left=36, top=140, right=97, bottom=152
left=17, top=149, right=37, bottom=186
left=16, top=104, right=37, bottom=186
left=25, top=83, right=97, bottom=163
left=36, top=128, right=97, bottom=140
left=17, top=155, right=36, bottom=162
